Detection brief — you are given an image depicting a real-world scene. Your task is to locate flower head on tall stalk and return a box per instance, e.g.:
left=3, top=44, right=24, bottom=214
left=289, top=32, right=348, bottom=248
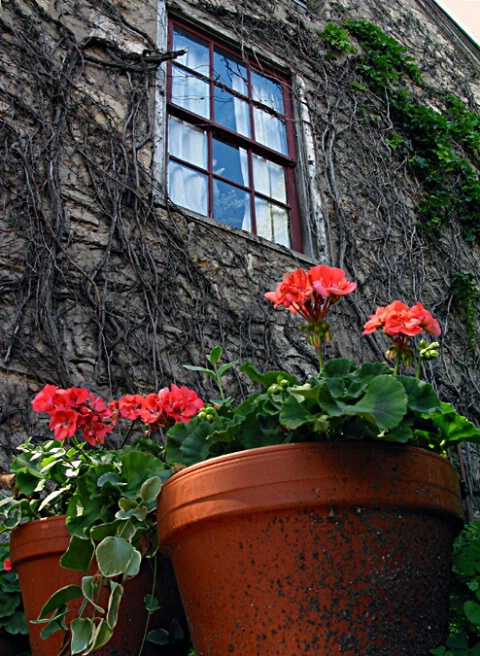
left=362, top=300, right=441, bottom=375
left=265, top=265, right=357, bottom=371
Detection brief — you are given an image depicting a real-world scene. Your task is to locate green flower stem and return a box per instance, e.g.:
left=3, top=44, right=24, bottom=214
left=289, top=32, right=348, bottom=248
left=119, top=421, right=137, bottom=448
left=317, top=345, right=324, bottom=374
left=393, top=351, right=401, bottom=376
left=415, top=357, right=423, bottom=379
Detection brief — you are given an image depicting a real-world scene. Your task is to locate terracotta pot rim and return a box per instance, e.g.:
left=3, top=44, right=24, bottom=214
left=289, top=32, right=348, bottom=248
left=166, top=440, right=449, bottom=480
left=10, top=515, right=70, bottom=568
left=157, top=441, right=463, bottom=550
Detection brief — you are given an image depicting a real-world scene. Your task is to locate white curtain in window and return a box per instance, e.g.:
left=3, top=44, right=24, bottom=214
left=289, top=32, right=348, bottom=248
left=231, top=77, right=251, bottom=231
left=168, top=117, right=208, bottom=216
left=253, top=108, right=287, bottom=154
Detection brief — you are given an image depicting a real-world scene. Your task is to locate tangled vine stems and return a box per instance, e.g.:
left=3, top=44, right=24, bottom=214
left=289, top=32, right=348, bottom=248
left=0, top=0, right=480, bottom=485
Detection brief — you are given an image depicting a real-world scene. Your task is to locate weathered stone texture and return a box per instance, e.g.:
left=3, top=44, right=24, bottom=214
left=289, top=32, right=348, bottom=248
left=0, top=0, right=479, bottom=505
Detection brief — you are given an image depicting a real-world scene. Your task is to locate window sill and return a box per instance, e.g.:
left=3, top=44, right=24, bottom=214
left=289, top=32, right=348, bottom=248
left=155, top=200, right=317, bottom=266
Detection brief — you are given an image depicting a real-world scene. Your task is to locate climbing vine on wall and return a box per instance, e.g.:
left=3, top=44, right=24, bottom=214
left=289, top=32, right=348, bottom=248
left=318, top=19, right=480, bottom=242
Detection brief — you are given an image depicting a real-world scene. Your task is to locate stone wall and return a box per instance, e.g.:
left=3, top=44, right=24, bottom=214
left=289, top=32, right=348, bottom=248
left=1, top=0, right=479, bottom=507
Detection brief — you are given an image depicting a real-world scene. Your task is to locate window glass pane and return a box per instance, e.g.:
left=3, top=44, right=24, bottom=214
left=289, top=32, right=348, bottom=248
left=255, top=197, right=291, bottom=247
left=173, top=27, right=210, bottom=76
left=252, top=155, right=286, bottom=202
left=214, top=87, right=251, bottom=138
left=213, top=138, right=249, bottom=186
left=168, top=161, right=208, bottom=216
left=251, top=71, right=284, bottom=113
left=169, top=116, right=207, bottom=170
left=213, top=49, right=248, bottom=96
left=172, top=65, right=210, bottom=118
left=213, top=180, right=251, bottom=231
left=253, top=107, right=287, bottom=154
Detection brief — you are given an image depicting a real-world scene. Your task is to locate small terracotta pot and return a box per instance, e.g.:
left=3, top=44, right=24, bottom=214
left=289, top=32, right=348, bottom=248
left=158, top=442, right=464, bottom=656
left=10, top=515, right=189, bottom=656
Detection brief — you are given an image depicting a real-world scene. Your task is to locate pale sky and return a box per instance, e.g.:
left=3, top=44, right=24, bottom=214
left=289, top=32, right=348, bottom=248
left=434, top=0, right=480, bottom=42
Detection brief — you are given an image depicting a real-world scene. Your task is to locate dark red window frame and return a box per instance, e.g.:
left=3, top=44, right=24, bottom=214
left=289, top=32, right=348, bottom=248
left=166, top=19, right=302, bottom=252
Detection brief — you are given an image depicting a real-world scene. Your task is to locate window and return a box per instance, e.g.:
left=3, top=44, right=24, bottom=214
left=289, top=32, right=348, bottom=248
left=166, top=21, right=302, bottom=251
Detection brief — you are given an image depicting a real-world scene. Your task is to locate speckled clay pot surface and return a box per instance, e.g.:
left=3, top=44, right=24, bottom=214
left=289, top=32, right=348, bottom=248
left=157, top=441, right=464, bottom=656
left=10, top=515, right=189, bottom=656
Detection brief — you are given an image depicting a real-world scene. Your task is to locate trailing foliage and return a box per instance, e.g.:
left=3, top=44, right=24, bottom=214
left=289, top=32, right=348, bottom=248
left=431, top=521, right=480, bottom=655
left=0, top=539, right=27, bottom=637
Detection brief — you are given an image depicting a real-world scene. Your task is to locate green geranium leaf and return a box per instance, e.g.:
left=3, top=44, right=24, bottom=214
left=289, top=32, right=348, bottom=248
left=239, top=361, right=299, bottom=388
left=396, top=376, right=442, bottom=414
left=96, top=537, right=134, bottom=577
left=464, top=600, right=480, bottom=626
left=280, top=395, right=313, bottom=430
left=97, top=472, right=125, bottom=488
left=71, top=618, right=94, bottom=655
left=339, top=375, right=408, bottom=431
left=207, top=345, right=223, bottom=365
left=60, top=535, right=94, bottom=573
left=322, top=358, right=356, bottom=378
left=431, top=403, right=480, bottom=446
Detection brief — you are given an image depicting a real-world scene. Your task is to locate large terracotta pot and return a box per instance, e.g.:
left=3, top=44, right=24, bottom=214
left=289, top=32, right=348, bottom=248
left=157, top=441, right=464, bottom=656
left=10, top=515, right=189, bottom=656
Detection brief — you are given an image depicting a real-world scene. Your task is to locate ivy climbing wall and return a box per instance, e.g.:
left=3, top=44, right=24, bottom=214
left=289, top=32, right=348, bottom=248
left=0, top=0, right=479, bottom=508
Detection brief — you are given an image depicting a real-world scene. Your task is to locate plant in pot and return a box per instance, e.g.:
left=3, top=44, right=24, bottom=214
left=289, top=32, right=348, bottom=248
left=157, top=264, right=480, bottom=656
left=0, top=383, right=203, bottom=656
left=0, top=539, right=30, bottom=656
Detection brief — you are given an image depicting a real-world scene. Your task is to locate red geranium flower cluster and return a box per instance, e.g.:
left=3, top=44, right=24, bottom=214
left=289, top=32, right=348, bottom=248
left=264, top=265, right=357, bottom=323
left=362, top=300, right=441, bottom=343
left=32, top=383, right=204, bottom=447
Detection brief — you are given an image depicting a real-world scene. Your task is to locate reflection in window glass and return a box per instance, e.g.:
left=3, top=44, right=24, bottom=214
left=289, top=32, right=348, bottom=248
left=173, top=28, right=210, bottom=76
left=214, top=87, right=251, bottom=137
left=213, top=138, right=249, bottom=186
left=171, top=66, right=210, bottom=118
left=213, top=49, right=248, bottom=95
left=251, top=71, right=284, bottom=113
left=169, top=161, right=208, bottom=216
left=214, top=180, right=251, bottom=231
left=253, top=107, right=287, bottom=154
left=252, top=155, right=286, bottom=202
left=255, top=198, right=290, bottom=247
left=169, top=117, right=207, bottom=170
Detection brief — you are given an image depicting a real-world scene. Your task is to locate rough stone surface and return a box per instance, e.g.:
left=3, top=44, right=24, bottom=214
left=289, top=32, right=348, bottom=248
left=0, top=0, right=479, bottom=508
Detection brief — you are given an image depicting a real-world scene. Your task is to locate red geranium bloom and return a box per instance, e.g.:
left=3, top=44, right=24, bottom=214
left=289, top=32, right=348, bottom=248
left=363, top=300, right=440, bottom=341
left=309, top=265, right=357, bottom=299
left=118, top=394, right=146, bottom=420
left=49, top=408, right=81, bottom=441
left=3, top=558, right=11, bottom=572
left=163, top=384, right=204, bottom=423
left=265, top=265, right=356, bottom=325
left=139, top=393, right=166, bottom=425
left=264, top=268, right=312, bottom=314
left=81, top=415, right=112, bottom=446
left=410, top=302, right=441, bottom=337
left=31, top=384, right=59, bottom=413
